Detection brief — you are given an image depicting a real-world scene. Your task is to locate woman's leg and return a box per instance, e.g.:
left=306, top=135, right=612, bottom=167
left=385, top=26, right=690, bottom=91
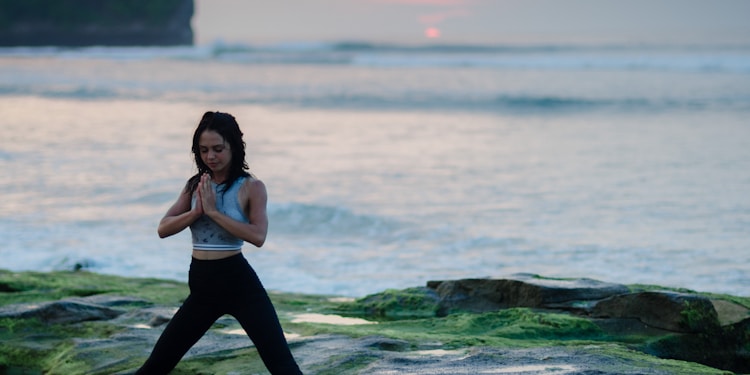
left=232, top=288, right=302, bottom=375
left=136, top=294, right=223, bottom=374
left=229, top=258, right=302, bottom=374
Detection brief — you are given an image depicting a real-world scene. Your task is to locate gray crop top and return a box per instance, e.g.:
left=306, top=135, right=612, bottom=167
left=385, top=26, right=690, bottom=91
left=190, top=176, right=248, bottom=251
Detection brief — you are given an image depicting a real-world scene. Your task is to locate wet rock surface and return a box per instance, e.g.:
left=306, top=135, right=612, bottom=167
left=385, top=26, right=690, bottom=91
left=346, top=273, right=750, bottom=374
left=1, top=272, right=747, bottom=374
left=0, top=297, right=129, bottom=324
left=428, top=273, right=631, bottom=314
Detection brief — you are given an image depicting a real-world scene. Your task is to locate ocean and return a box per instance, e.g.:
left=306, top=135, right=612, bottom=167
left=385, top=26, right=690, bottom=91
left=1, top=42, right=749, bottom=297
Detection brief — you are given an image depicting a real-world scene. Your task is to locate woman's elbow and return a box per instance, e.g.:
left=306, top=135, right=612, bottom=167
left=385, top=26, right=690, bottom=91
left=250, top=225, right=268, bottom=247
left=157, top=225, right=174, bottom=239
left=250, top=234, right=266, bottom=248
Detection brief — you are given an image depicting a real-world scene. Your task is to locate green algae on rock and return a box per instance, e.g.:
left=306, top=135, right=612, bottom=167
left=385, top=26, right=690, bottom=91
left=0, top=269, right=746, bottom=374
left=334, top=287, right=440, bottom=319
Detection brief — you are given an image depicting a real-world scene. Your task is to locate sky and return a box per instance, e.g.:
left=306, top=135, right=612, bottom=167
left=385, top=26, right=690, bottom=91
left=193, top=0, right=750, bottom=45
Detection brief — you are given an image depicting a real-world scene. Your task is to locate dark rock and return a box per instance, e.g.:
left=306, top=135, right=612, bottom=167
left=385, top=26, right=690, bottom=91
left=591, top=291, right=719, bottom=333
left=147, top=315, right=171, bottom=327
left=427, top=273, right=629, bottom=315
left=361, top=337, right=411, bottom=352
left=0, top=295, right=144, bottom=325
left=0, top=281, right=21, bottom=292
left=0, top=298, right=124, bottom=324
left=114, top=306, right=176, bottom=327
left=71, top=295, right=152, bottom=308
left=644, top=316, right=750, bottom=374
left=590, top=316, right=673, bottom=337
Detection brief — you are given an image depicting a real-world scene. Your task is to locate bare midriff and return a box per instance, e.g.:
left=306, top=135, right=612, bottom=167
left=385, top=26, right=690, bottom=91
left=191, top=249, right=242, bottom=260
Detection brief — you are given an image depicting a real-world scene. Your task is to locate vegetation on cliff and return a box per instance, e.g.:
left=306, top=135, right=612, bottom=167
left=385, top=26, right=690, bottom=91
left=0, top=0, right=193, bottom=46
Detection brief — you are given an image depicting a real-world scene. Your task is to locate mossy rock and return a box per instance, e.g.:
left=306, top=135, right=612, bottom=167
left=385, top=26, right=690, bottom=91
left=1, top=269, right=747, bottom=374
left=335, top=287, right=440, bottom=319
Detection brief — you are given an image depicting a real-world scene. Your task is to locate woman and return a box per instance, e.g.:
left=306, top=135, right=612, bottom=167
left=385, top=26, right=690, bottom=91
left=136, top=111, right=302, bottom=374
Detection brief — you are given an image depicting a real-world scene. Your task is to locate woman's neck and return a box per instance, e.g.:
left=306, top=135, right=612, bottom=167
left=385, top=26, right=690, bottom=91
left=212, top=172, right=228, bottom=184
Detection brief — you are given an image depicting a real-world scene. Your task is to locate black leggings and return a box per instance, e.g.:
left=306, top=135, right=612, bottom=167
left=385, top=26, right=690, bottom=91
left=136, top=253, right=302, bottom=374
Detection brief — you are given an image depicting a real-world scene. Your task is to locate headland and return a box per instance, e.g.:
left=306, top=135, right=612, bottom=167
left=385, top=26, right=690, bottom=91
left=0, top=0, right=193, bottom=46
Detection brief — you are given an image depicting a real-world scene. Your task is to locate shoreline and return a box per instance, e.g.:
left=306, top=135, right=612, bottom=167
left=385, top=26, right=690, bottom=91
left=1, top=269, right=748, bottom=374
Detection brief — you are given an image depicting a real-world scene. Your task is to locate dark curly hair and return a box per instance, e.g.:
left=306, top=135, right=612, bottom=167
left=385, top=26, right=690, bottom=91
left=185, top=111, right=250, bottom=194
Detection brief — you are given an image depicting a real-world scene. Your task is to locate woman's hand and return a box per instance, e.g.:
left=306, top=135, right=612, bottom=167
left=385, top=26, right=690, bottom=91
left=191, top=177, right=269, bottom=248
left=199, top=173, right=217, bottom=216
left=158, top=178, right=206, bottom=239
left=193, top=183, right=204, bottom=216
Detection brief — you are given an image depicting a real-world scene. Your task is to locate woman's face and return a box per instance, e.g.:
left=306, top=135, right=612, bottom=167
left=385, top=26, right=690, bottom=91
left=198, top=130, right=232, bottom=175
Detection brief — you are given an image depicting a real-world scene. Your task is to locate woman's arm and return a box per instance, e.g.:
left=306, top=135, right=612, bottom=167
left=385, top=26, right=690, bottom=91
left=200, top=175, right=268, bottom=247
left=157, top=187, right=203, bottom=238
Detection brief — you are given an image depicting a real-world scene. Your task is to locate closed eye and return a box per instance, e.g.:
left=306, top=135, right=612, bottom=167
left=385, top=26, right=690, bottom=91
left=200, top=146, right=225, bottom=153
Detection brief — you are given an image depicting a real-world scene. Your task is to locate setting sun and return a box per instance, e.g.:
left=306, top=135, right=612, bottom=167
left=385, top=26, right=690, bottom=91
left=424, top=27, right=441, bottom=38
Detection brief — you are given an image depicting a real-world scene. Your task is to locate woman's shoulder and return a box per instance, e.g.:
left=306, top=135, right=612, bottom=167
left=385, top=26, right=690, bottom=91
left=240, top=175, right=267, bottom=196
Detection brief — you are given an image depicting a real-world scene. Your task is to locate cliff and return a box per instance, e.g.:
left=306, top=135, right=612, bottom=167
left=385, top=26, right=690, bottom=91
left=0, top=0, right=193, bottom=47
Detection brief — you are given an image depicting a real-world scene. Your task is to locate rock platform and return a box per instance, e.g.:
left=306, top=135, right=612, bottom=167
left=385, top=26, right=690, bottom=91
left=1, top=270, right=747, bottom=374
